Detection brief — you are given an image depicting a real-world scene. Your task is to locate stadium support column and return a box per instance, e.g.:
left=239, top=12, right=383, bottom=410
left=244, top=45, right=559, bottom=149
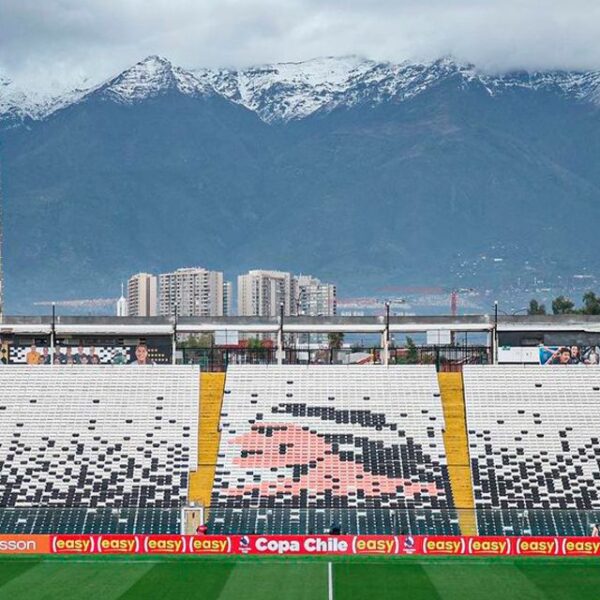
left=277, top=302, right=284, bottom=365
left=383, top=301, right=390, bottom=366
left=493, top=300, right=499, bottom=364
left=172, top=302, right=178, bottom=365
left=50, top=302, right=56, bottom=365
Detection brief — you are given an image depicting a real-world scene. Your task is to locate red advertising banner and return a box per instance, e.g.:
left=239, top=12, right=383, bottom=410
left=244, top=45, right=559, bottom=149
left=2, top=535, right=600, bottom=556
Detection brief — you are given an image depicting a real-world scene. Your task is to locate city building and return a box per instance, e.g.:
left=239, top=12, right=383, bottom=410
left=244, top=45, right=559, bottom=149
left=223, top=281, right=233, bottom=316
left=296, top=275, right=337, bottom=317
left=127, top=273, right=158, bottom=317
left=237, top=270, right=296, bottom=317
left=159, top=267, right=226, bottom=317
left=116, top=283, right=128, bottom=317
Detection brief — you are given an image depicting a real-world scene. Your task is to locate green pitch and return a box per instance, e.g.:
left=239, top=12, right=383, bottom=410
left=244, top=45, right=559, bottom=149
left=0, top=555, right=598, bottom=599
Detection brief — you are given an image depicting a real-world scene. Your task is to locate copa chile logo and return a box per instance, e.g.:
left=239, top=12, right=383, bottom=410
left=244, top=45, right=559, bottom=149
left=239, top=535, right=251, bottom=554
left=401, top=535, right=416, bottom=554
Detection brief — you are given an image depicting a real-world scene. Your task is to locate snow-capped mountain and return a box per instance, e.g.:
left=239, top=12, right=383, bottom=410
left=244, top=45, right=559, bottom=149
left=97, top=55, right=213, bottom=104
left=3, top=55, right=600, bottom=127
left=4, top=54, right=600, bottom=311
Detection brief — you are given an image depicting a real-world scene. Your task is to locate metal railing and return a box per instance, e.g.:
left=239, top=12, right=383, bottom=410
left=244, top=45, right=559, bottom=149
left=0, top=507, right=597, bottom=536
left=179, top=345, right=491, bottom=372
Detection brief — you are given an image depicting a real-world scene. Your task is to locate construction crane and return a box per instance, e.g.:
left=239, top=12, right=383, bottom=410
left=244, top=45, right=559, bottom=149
left=377, top=286, right=474, bottom=316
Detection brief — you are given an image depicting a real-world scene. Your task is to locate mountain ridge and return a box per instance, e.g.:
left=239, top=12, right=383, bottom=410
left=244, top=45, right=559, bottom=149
left=2, top=54, right=600, bottom=311
left=3, top=55, right=600, bottom=127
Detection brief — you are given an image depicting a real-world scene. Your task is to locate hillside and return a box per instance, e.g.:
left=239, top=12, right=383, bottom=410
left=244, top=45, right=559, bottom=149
left=2, top=56, right=600, bottom=310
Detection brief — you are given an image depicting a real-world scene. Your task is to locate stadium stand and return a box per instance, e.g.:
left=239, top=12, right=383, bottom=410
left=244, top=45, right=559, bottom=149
left=0, top=366, right=199, bottom=534
left=464, top=365, right=600, bottom=536
left=189, top=372, right=226, bottom=506
left=438, top=372, right=477, bottom=535
left=208, top=365, right=459, bottom=535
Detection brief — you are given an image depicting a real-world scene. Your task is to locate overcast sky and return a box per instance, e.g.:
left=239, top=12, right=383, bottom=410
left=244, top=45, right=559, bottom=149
left=2, top=0, right=600, bottom=92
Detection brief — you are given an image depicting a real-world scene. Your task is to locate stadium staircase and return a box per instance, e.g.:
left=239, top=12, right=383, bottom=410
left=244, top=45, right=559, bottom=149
left=438, top=372, right=477, bottom=535
left=189, top=373, right=226, bottom=509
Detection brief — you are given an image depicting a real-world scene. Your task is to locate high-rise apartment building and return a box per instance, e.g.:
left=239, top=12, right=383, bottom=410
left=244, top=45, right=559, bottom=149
left=237, top=270, right=296, bottom=317
left=127, top=273, right=158, bottom=317
left=223, top=281, right=233, bottom=316
left=296, top=275, right=337, bottom=317
left=159, top=267, right=226, bottom=317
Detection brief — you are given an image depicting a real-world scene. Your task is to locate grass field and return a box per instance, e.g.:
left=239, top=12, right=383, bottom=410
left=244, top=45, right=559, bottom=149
left=0, top=555, right=599, bottom=599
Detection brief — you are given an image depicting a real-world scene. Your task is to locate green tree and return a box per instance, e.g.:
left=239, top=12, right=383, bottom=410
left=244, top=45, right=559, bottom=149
left=581, top=291, right=600, bottom=315
left=405, top=336, right=419, bottom=364
left=527, top=299, right=546, bottom=315
left=552, top=295, right=576, bottom=315
left=328, top=332, right=344, bottom=349
left=178, top=333, right=214, bottom=348
left=247, top=337, right=263, bottom=350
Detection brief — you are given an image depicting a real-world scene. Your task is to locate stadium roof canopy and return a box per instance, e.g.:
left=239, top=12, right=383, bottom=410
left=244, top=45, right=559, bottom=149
left=1, top=314, right=600, bottom=336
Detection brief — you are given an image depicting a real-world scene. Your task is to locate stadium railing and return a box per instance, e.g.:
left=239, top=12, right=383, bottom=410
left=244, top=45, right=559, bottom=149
left=0, top=507, right=597, bottom=536
left=179, top=345, right=491, bottom=372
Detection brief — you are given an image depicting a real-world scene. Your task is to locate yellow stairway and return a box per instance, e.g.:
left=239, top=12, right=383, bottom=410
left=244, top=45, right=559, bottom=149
left=438, top=372, right=478, bottom=535
left=188, top=372, right=226, bottom=508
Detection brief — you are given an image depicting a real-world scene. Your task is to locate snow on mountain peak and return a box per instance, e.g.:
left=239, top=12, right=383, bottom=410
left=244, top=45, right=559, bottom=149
left=99, top=55, right=213, bottom=104
left=2, top=55, right=600, bottom=126
left=194, top=56, right=378, bottom=122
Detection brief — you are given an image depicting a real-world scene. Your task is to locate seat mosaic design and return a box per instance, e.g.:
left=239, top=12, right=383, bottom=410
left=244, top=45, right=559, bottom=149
left=209, top=365, right=458, bottom=535
left=0, top=366, right=199, bottom=534
left=464, top=365, right=600, bottom=536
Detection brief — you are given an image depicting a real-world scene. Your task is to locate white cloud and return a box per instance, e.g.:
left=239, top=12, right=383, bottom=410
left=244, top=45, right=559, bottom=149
left=2, top=0, right=600, bottom=92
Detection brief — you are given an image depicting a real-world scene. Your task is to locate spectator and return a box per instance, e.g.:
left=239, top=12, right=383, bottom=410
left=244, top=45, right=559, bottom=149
left=592, top=523, right=599, bottom=537
left=41, top=347, right=51, bottom=365
left=195, top=524, right=208, bottom=535
left=26, top=344, right=42, bottom=365
left=130, top=343, right=155, bottom=365
left=74, top=345, right=87, bottom=364
left=569, top=346, right=582, bottom=364
left=88, top=346, right=100, bottom=363
left=111, top=350, right=127, bottom=365
left=65, top=347, right=75, bottom=365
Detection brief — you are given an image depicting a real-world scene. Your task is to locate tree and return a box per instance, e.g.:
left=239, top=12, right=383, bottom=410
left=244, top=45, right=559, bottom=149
left=247, top=337, right=263, bottom=350
left=328, top=332, right=344, bottom=349
left=527, top=299, right=546, bottom=315
left=405, top=336, right=419, bottom=364
left=178, top=333, right=214, bottom=348
left=552, top=295, right=576, bottom=315
left=581, top=291, right=600, bottom=315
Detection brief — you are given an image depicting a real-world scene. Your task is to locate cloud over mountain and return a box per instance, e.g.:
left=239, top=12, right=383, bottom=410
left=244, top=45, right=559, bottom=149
left=2, top=1, right=600, bottom=95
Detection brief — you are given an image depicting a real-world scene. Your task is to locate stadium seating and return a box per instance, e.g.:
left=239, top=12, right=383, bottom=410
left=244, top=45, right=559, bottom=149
left=464, top=365, right=600, bottom=536
left=0, top=366, right=199, bottom=534
left=209, top=365, right=459, bottom=535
